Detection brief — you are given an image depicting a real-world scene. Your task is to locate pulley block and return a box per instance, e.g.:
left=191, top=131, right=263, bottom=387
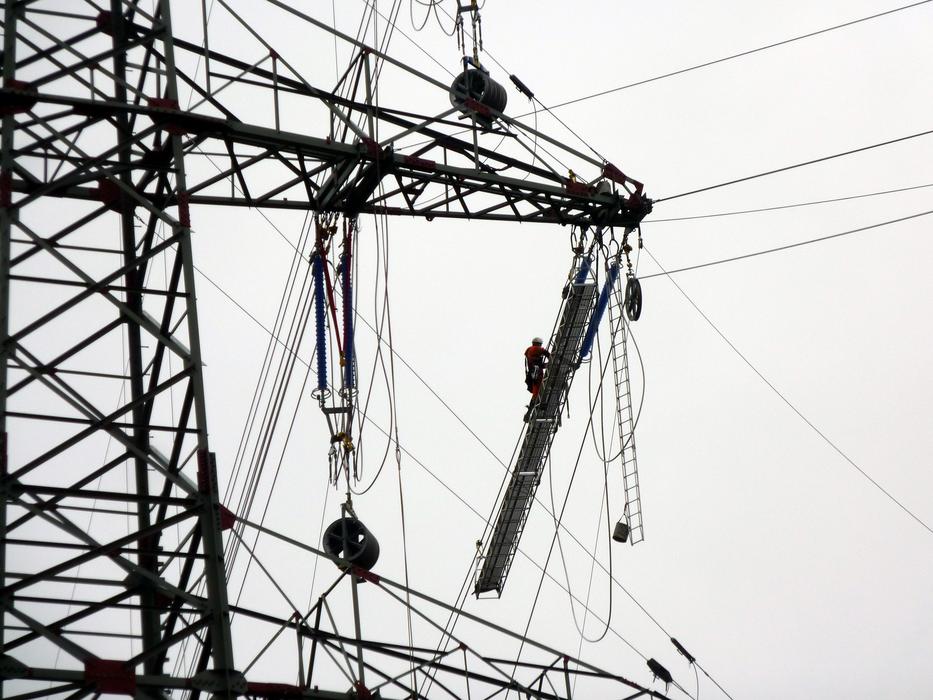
left=449, top=68, right=507, bottom=128
left=624, top=276, right=642, bottom=322
left=612, top=520, right=630, bottom=543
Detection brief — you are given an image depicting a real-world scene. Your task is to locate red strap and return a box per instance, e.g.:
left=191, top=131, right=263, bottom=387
left=351, top=566, right=381, bottom=584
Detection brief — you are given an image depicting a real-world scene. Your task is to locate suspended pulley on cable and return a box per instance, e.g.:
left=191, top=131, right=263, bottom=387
left=323, top=501, right=381, bottom=574
left=450, top=0, right=508, bottom=130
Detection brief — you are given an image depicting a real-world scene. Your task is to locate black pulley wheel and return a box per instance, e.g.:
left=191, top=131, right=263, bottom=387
left=449, top=69, right=508, bottom=127
left=624, top=276, right=643, bottom=321
left=322, top=516, right=380, bottom=571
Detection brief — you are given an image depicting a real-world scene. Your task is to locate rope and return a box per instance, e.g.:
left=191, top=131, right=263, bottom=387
left=373, top=207, right=419, bottom=688
left=516, top=0, right=933, bottom=114
left=304, top=484, right=333, bottom=613
left=359, top=413, right=650, bottom=664
left=418, top=422, right=529, bottom=698
left=646, top=181, right=933, bottom=223
left=511, top=327, right=626, bottom=676
left=550, top=449, right=613, bottom=645
left=350, top=218, right=395, bottom=494
left=656, top=127, right=933, bottom=203
left=360, top=0, right=457, bottom=78
left=639, top=208, right=933, bottom=280
left=644, top=245, right=933, bottom=539
left=570, top=466, right=611, bottom=695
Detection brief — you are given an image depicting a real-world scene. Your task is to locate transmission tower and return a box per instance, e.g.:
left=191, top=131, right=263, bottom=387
left=0, top=1, right=655, bottom=697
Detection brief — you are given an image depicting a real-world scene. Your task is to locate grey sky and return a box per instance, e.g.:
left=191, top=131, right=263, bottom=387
left=7, top=1, right=933, bottom=698
left=183, top=1, right=933, bottom=697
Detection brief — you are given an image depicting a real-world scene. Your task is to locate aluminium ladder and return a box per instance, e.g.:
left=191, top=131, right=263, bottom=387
left=475, top=276, right=598, bottom=596
left=608, top=278, right=644, bottom=544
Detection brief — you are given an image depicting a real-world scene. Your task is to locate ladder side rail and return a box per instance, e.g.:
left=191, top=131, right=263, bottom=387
left=477, top=281, right=599, bottom=594
left=608, top=284, right=644, bottom=543
left=477, top=418, right=561, bottom=593
left=486, top=417, right=564, bottom=594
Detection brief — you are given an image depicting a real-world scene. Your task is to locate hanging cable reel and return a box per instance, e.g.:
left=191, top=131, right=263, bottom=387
left=450, top=0, right=506, bottom=128
left=449, top=67, right=508, bottom=128
left=323, top=515, right=381, bottom=572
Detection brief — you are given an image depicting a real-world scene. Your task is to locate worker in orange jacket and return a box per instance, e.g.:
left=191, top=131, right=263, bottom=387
left=524, top=336, right=550, bottom=400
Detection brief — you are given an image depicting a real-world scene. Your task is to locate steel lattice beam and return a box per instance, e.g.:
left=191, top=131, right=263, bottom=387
left=0, top=1, right=654, bottom=697
left=2, top=88, right=651, bottom=227
left=1, top=2, right=241, bottom=697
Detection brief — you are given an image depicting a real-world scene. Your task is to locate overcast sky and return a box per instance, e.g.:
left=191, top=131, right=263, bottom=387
left=11, top=1, right=933, bottom=698
left=178, top=1, right=933, bottom=698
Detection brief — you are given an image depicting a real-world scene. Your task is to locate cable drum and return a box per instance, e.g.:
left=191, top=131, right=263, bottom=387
left=322, top=517, right=380, bottom=571
left=624, top=276, right=642, bottom=321
left=449, top=68, right=507, bottom=127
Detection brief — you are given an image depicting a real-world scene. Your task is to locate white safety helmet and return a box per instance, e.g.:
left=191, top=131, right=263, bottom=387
left=532, top=336, right=544, bottom=345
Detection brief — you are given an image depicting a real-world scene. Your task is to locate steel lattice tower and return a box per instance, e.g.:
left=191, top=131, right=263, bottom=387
left=0, top=2, right=654, bottom=697
left=1, top=2, right=240, bottom=696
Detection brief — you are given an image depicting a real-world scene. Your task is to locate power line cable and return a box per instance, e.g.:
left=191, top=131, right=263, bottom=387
left=655, top=128, right=933, bottom=203
left=192, top=241, right=691, bottom=672
left=643, top=246, right=933, bottom=538
left=525, top=0, right=933, bottom=114
left=359, top=412, right=650, bottom=665
left=358, top=0, right=457, bottom=78
left=418, top=423, right=528, bottom=698
left=389, top=1, right=933, bottom=209
left=512, top=329, right=621, bottom=672
left=646, top=182, right=933, bottom=223
left=186, top=245, right=735, bottom=696
left=182, top=216, right=729, bottom=694
left=697, top=660, right=733, bottom=700
left=640, top=208, right=933, bottom=279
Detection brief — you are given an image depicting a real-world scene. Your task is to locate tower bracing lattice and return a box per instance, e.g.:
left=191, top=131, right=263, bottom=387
left=1, top=2, right=242, bottom=696
left=0, top=1, right=653, bottom=696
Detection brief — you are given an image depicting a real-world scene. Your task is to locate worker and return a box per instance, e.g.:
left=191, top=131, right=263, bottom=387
left=524, top=335, right=550, bottom=401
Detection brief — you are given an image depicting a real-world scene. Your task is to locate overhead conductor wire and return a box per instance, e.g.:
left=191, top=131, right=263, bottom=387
left=174, top=229, right=697, bottom=693
left=655, top=128, right=933, bottom=203
left=640, top=208, right=933, bottom=280
left=646, top=181, right=933, bottom=223
left=643, top=245, right=933, bottom=540
left=511, top=315, right=628, bottom=675
left=523, top=0, right=933, bottom=114
left=192, top=1, right=763, bottom=692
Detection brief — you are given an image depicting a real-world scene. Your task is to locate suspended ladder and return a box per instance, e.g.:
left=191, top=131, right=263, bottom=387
left=475, top=256, right=646, bottom=596
left=475, top=259, right=597, bottom=596
left=608, top=275, right=644, bottom=544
